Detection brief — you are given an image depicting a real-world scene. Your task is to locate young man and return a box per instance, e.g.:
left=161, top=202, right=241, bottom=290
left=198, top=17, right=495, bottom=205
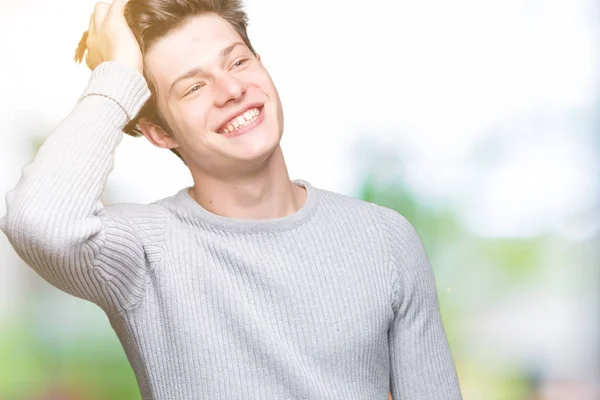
left=0, top=0, right=463, bottom=398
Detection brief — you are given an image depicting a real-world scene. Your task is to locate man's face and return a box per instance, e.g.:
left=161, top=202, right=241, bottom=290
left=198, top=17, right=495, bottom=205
left=143, top=13, right=284, bottom=175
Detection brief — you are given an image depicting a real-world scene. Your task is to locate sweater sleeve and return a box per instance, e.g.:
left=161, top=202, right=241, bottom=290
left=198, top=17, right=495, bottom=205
left=380, top=208, right=463, bottom=399
left=0, top=61, right=165, bottom=315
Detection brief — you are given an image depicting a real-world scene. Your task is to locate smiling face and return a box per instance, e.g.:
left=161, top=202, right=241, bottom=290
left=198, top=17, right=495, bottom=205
left=140, top=13, right=284, bottom=177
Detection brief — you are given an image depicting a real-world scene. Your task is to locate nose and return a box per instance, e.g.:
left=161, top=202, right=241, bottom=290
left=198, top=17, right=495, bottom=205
left=213, top=71, right=246, bottom=107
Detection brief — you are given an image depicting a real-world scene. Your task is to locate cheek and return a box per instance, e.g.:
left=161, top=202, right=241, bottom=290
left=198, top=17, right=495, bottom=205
left=248, top=66, right=276, bottom=90
left=262, top=75, right=278, bottom=95
left=175, top=102, right=211, bottom=131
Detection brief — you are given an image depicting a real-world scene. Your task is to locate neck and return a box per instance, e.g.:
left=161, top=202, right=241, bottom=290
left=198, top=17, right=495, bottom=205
left=187, top=145, right=307, bottom=220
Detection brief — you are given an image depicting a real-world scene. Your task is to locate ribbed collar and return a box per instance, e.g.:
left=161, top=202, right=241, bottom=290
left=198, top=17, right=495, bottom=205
left=168, top=179, right=320, bottom=233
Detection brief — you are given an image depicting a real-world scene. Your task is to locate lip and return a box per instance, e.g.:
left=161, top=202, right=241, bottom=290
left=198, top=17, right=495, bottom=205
left=215, top=103, right=265, bottom=134
left=220, top=106, right=265, bottom=138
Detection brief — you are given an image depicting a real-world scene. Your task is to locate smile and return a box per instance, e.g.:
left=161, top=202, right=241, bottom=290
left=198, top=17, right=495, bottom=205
left=218, top=106, right=265, bottom=137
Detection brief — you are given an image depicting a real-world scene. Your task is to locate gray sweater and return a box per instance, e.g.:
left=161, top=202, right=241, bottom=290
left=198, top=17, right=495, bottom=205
left=0, top=61, right=463, bottom=400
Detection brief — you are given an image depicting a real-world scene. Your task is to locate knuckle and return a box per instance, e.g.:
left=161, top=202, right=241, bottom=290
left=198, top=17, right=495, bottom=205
left=94, top=1, right=109, bottom=11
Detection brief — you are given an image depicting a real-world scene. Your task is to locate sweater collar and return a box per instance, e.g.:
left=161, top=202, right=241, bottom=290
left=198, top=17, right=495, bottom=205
left=169, top=179, right=319, bottom=233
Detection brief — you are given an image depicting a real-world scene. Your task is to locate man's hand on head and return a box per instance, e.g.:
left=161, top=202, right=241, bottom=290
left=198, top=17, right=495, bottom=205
left=74, top=0, right=143, bottom=74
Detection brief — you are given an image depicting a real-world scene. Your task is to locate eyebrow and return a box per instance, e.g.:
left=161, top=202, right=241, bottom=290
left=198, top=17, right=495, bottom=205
left=169, top=41, right=246, bottom=95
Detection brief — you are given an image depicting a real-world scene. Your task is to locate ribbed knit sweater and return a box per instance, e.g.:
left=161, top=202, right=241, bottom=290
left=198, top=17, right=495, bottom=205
left=0, top=61, right=462, bottom=399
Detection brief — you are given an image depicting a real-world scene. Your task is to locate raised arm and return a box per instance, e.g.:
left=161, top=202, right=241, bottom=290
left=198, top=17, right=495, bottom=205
left=0, top=0, right=165, bottom=315
left=380, top=208, right=463, bottom=399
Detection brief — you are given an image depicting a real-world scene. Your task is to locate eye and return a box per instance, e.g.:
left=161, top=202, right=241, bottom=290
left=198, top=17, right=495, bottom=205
left=184, top=84, right=203, bottom=97
left=232, top=59, right=247, bottom=69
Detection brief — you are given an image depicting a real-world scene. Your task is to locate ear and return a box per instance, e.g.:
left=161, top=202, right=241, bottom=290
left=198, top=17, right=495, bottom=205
left=138, top=117, right=179, bottom=150
left=256, top=53, right=261, bottom=61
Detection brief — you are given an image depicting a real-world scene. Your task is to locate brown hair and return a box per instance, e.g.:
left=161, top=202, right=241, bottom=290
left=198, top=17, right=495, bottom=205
left=74, top=0, right=256, bottom=164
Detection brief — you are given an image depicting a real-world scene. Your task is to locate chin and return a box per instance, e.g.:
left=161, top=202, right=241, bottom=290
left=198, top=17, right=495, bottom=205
left=246, top=133, right=281, bottom=160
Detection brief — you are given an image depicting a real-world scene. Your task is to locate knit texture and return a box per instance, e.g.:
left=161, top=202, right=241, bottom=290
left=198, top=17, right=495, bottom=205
left=0, top=61, right=463, bottom=399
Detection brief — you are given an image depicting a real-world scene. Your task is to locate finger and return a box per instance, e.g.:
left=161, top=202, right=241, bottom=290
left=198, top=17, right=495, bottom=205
left=94, top=2, right=110, bottom=28
left=88, top=12, right=95, bottom=35
left=85, top=30, right=92, bottom=51
left=108, top=0, right=127, bottom=16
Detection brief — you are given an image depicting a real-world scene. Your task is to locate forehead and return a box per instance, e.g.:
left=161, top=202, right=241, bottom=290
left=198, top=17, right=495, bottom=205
left=144, top=13, right=244, bottom=93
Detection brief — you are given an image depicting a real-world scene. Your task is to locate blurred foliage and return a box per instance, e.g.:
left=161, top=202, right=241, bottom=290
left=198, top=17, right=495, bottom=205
left=0, top=316, right=140, bottom=400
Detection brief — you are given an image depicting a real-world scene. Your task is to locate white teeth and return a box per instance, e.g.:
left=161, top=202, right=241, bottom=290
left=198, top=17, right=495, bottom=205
left=220, top=108, right=261, bottom=134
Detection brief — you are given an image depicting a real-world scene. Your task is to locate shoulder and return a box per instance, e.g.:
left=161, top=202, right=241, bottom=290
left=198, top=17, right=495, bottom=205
left=316, top=186, right=433, bottom=294
left=316, top=184, right=412, bottom=232
left=314, top=185, right=425, bottom=258
left=318, top=185, right=428, bottom=269
left=99, top=198, right=171, bottom=250
left=101, top=199, right=170, bottom=223
left=315, top=184, right=381, bottom=219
